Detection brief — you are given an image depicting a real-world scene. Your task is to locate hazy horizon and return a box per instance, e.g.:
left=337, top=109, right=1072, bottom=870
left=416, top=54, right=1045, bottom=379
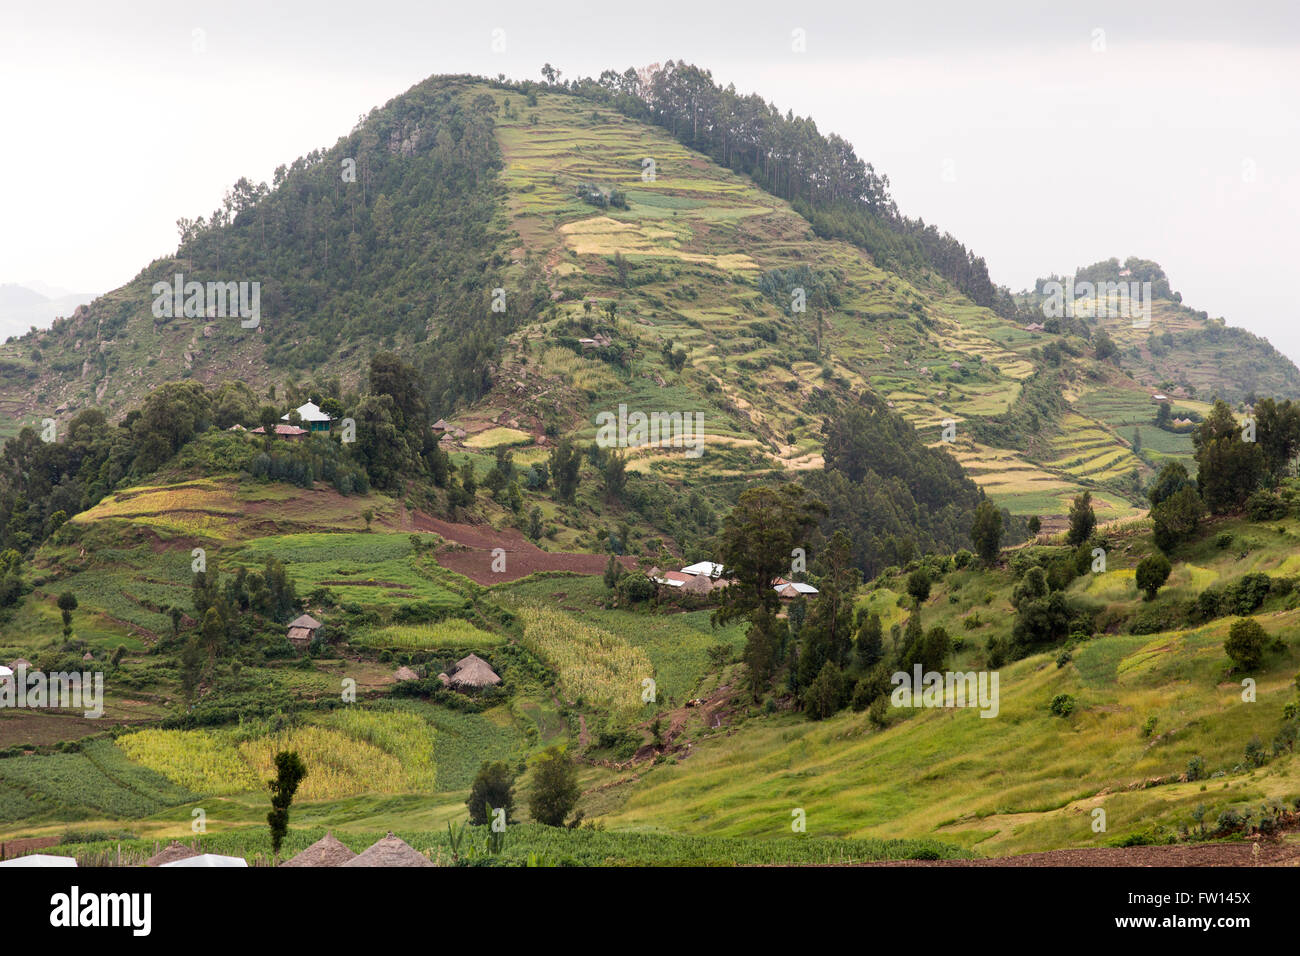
left=4, top=0, right=1297, bottom=360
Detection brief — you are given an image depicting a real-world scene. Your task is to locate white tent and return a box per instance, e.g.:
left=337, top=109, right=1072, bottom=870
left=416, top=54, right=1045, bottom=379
left=160, top=853, right=248, bottom=868
left=0, top=854, right=77, bottom=867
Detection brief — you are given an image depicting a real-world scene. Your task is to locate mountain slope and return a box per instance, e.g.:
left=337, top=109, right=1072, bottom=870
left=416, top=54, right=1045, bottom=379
left=2, top=73, right=1297, bottom=526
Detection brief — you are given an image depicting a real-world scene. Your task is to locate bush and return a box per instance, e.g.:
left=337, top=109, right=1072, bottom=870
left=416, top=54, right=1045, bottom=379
left=1226, top=573, right=1272, bottom=615
left=1225, top=617, right=1268, bottom=671
left=616, top=571, right=656, bottom=604
left=1247, top=489, right=1288, bottom=521
left=1244, top=736, right=1268, bottom=768
left=1135, top=553, right=1172, bottom=600
left=906, top=569, right=931, bottom=605
left=1049, top=693, right=1075, bottom=717
left=1186, top=755, right=1205, bottom=781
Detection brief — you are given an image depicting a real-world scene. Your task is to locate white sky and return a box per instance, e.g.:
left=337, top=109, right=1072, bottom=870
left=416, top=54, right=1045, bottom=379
left=2, top=0, right=1297, bottom=359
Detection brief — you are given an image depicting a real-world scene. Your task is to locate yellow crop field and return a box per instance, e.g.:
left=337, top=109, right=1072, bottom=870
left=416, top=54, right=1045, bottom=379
left=516, top=604, right=652, bottom=715
left=321, top=710, right=437, bottom=791
left=117, top=729, right=259, bottom=795
left=236, top=726, right=406, bottom=801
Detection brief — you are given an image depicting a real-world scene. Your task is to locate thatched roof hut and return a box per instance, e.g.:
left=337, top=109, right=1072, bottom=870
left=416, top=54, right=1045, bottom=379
left=447, top=653, right=501, bottom=689
left=680, top=574, right=714, bottom=596
left=146, top=841, right=199, bottom=867
left=393, top=666, right=419, bottom=681
left=342, top=832, right=432, bottom=868
left=287, top=614, right=322, bottom=649
left=8, top=658, right=30, bottom=670
left=281, top=832, right=357, bottom=867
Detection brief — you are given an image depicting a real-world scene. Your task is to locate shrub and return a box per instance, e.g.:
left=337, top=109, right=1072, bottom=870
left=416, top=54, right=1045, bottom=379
left=1246, top=489, right=1288, bottom=521
left=1186, top=755, right=1205, bottom=781
left=1244, top=736, right=1268, bottom=768
left=616, top=571, right=656, bottom=604
left=1135, top=553, right=1172, bottom=600
left=1225, top=618, right=1268, bottom=671
left=1225, top=573, right=1272, bottom=615
left=1049, top=693, right=1075, bottom=717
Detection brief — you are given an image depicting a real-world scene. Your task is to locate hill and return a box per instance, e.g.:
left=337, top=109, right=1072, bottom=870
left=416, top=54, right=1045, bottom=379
left=2, top=67, right=1300, bottom=866
left=4, top=71, right=1296, bottom=525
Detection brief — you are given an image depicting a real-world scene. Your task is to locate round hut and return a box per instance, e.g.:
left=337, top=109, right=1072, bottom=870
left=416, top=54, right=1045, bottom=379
left=147, top=841, right=200, bottom=867
left=281, top=831, right=357, bottom=867
left=342, top=832, right=432, bottom=867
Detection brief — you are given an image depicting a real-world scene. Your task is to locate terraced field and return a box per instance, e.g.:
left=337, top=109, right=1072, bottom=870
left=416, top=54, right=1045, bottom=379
left=1047, top=414, right=1143, bottom=481
left=488, top=88, right=1078, bottom=492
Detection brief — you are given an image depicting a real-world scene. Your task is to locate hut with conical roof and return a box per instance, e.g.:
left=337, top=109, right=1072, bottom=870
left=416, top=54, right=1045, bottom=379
left=147, top=841, right=199, bottom=867
left=342, top=832, right=432, bottom=868
left=281, top=831, right=357, bottom=867
left=446, top=653, right=501, bottom=690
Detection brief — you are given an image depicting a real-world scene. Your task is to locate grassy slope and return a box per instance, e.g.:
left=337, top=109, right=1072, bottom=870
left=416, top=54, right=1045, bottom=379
left=581, top=513, right=1300, bottom=854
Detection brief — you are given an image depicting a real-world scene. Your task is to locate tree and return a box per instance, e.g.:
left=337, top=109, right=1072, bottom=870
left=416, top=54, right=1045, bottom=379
left=1027, top=515, right=1041, bottom=536
left=804, top=661, right=845, bottom=720
left=714, top=484, right=827, bottom=625
left=795, top=531, right=860, bottom=692
left=741, top=607, right=785, bottom=699
left=906, top=568, right=931, bottom=605
left=1151, top=486, right=1204, bottom=553
left=258, top=405, right=278, bottom=446
left=200, top=606, right=225, bottom=673
left=1254, top=397, right=1300, bottom=478
left=1147, top=460, right=1195, bottom=508
left=1225, top=618, right=1267, bottom=671
left=466, top=760, right=515, bottom=826
left=1135, top=553, right=1172, bottom=600
left=267, top=750, right=307, bottom=862
left=603, top=554, right=623, bottom=590
left=1094, top=330, right=1118, bottom=361
left=970, top=499, right=1003, bottom=564
left=548, top=439, right=582, bottom=503
left=57, top=591, right=77, bottom=638
left=361, top=507, right=374, bottom=531
left=855, top=612, right=883, bottom=670
left=1194, top=400, right=1265, bottom=513
left=602, top=450, right=627, bottom=501
left=528, top=746, right=580, bottom=826
left=1066, top=492, right=1096, bottom=547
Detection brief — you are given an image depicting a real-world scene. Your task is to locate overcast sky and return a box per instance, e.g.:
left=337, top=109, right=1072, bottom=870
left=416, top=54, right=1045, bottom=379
left=3, top=1, right=1297, bottom=358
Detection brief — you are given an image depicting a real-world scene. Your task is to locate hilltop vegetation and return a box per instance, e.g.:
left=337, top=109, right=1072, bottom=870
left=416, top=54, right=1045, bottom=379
left=3, top=65, right=1300, bottom=865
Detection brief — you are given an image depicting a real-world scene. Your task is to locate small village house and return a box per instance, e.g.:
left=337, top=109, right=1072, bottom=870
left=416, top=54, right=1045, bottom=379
left=286, top=614, right=322, bottom=650
left=283, top=401, right=334, bottom=434
left=251, top=423, right=309, bottom=440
